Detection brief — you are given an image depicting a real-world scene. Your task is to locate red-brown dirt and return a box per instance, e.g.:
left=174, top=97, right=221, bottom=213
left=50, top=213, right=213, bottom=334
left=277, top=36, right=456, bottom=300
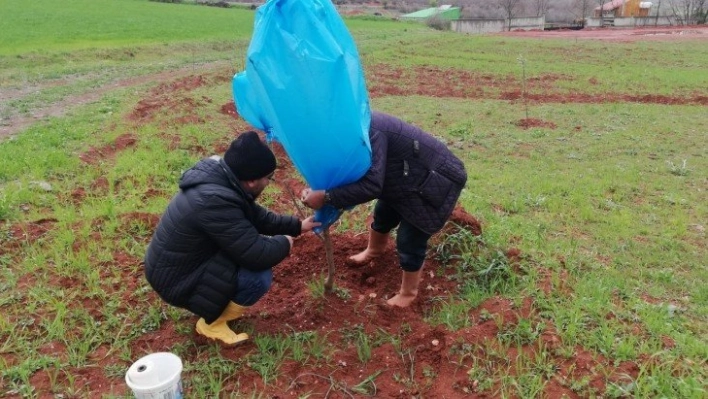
left=500, top=25, right=708, bottom=42
left=366, top=64, right=707, bottom=106
left=7, top=191, right=631, bottom=398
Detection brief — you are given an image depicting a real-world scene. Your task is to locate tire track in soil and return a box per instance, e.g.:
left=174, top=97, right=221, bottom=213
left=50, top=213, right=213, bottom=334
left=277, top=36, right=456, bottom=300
left=0, top=64, right=225, bottom=141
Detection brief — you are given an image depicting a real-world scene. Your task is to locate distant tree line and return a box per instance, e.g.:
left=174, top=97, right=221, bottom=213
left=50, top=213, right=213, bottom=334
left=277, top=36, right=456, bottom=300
left=149, top=0, right=706, bottom=24
left=363, top=0, right=707, bottom=23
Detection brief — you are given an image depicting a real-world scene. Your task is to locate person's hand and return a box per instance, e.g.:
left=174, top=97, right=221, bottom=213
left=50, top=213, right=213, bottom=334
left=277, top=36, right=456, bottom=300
left=301, top=216, right=321, bottom=233
left=285, top=235, right=294, bottom=249
left=300, top=188, right=325, bottom=210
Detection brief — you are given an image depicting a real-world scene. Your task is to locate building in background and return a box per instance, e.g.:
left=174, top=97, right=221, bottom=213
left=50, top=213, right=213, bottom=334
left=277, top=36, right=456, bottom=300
left=594, top=0, right=652, bottom=18
left=401, top=5, right=461, bottom=22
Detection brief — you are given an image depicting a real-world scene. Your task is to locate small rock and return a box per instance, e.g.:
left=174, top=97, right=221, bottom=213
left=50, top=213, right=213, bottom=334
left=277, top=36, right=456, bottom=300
left=30, top=181, right=52, bottom=191
left=431, top=339, right=439, bottom=346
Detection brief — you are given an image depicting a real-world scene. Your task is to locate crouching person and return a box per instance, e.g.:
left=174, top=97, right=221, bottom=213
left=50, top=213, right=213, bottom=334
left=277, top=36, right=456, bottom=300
left=144, top=131, right=319, bottom=345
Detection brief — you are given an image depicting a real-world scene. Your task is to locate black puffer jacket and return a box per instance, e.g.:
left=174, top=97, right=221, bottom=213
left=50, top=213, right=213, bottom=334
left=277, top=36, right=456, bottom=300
left=144, top=157, right=301, bottom=323
left=328, top=112, right=467, bottom=234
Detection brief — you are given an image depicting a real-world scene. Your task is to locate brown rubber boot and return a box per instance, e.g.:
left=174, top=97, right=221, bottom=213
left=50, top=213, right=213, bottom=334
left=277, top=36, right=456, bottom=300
left=386, top=269, right=423, bottom=308
left=348, top=229, right=389, bottom=265
left=195, top=302, right=249, bottom=345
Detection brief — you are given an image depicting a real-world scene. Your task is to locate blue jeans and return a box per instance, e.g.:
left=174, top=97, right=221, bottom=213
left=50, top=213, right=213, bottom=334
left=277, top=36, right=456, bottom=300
left=371, top=200, right=431, bottom=272
left=232, top=268, right=272, bottom=306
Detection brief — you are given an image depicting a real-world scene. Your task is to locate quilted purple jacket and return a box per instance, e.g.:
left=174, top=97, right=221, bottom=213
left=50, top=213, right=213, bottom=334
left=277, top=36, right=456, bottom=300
left=328, top=112, right=467, bottom=234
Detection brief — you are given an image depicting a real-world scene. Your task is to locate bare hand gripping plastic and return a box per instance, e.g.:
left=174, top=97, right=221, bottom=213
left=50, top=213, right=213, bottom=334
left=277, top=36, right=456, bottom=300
left=233, top=0, right=372, bottom=230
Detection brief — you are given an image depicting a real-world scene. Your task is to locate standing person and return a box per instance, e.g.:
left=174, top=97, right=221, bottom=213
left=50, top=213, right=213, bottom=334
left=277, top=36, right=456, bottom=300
left=301, top=111, right=467, bottom=307
left=145, top=131, right=320, bottom=345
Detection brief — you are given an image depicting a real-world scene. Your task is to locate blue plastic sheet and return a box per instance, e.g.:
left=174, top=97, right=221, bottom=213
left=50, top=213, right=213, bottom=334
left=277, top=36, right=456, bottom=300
left=233, top=0, right=371, bottom=232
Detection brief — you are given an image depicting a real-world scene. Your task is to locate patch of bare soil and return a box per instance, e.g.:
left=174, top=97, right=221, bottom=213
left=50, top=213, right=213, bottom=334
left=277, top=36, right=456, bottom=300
left=499, top=25, right=708, bottom=42
left=0, top=64, right=229, bottom=141
left=79, top=133, right=138, bottom=165
left=0, top=218, right=57, bottom=256
left=367, top=64, right=708, bottom=106
left=515, top=118, right=557, bottom=129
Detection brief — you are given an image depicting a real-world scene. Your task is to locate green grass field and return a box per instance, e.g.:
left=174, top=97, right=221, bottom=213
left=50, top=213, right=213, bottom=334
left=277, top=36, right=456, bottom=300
left=0, top=0, right=706, bottom=397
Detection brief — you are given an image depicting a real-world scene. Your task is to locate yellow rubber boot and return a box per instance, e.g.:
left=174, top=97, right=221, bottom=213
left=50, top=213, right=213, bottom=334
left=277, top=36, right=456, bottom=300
left=195, top=302, right=249, bottom=345
left=386, top=269, right=423, bottom=308
left=348, top=229, right=388, bottom=265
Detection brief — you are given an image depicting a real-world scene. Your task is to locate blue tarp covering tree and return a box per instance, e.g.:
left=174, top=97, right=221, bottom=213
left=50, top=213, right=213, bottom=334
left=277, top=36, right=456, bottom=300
left=233, top=0, right=371, bottom=289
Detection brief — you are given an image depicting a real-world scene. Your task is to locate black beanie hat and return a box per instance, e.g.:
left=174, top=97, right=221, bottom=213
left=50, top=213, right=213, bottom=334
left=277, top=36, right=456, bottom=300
left=223, top=131, right=277, bottom=180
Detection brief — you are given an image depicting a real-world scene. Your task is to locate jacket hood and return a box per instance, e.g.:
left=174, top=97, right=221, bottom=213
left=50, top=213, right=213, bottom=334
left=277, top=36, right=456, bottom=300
left=179, top=157, right=242, bottom=193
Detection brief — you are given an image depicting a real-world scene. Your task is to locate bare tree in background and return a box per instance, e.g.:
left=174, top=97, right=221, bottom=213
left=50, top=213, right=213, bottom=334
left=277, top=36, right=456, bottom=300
left=576, top=0, right=592, bottom=20
left=677, top=0, right=708, bottom=23
left=666, top=0, right=700, bottom=24
left=529, top=0, right=597, bottom=21
left=532, top=0, right=549, bottom=16
left=443, top=0, right=703, bottom=22
left=593, top=0, right=610, bottom=25
left=497, top=0, right=523, bottom=30
left=543, top=0, right=587, bottom=22
left=458, top=0, right=506, bottom=19
left=698, top=0, right=708, bottom=22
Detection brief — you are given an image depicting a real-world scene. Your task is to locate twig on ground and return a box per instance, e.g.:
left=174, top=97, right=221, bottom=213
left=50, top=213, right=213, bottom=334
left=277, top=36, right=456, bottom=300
left=323, top=228, right=335, bottom=292
left=287, top=372, right=356, bottom=399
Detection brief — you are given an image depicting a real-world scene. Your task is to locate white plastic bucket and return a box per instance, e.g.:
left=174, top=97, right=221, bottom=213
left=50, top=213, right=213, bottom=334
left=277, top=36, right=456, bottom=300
left=125, top=352, right=183, bottom=399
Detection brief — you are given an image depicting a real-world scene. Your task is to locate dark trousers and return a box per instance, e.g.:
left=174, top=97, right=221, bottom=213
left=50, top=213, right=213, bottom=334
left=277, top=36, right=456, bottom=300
left=232, top=268, right=272, bottom=306
left=371, top=200, right=431, bottom=272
